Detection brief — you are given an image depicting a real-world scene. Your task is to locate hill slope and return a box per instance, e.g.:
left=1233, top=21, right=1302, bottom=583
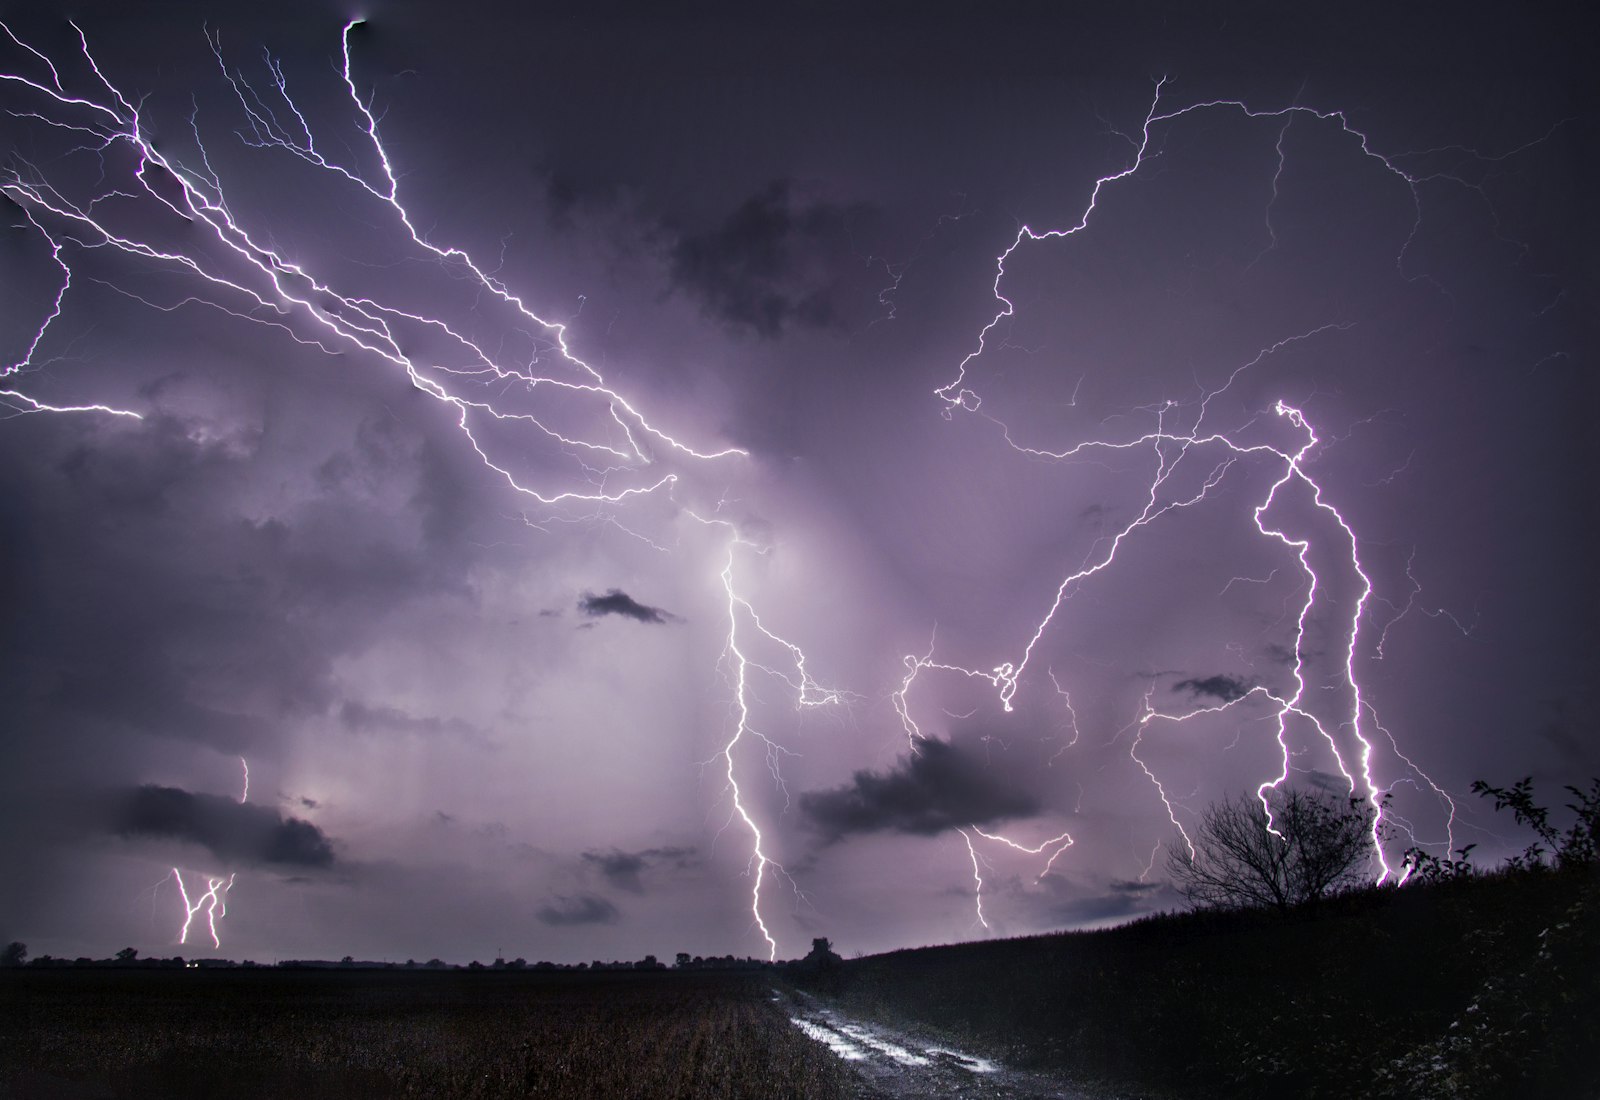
left=793, top=868, right=1598, bottom=1098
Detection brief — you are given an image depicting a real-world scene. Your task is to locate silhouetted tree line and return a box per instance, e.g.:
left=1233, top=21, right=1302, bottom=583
left=1169, top=775, right=1600, bottom=913
left=1, top=945, right=781, bottom=972
left=1, top=946, right=271, bottom=970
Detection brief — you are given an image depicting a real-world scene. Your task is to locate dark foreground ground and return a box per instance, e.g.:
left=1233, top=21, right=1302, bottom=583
left=0, top=968, right=868, bottom=1100
left=5, top=869, right=1595, bottom=1099
left=791, top=867, right=1600, bottom=1099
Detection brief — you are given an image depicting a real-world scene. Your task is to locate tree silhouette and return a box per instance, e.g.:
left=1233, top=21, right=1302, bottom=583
left=1471, top=776, right=1600, bottom=869
left=797, top=937, right=842, bottom=971
left=1, top=942, right=25, bottom=968
left=1166, top=788, right=1374, bottom=914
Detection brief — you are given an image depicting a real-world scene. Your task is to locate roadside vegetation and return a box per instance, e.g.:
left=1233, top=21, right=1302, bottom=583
left=793, top=777, right=1599, bottom=1099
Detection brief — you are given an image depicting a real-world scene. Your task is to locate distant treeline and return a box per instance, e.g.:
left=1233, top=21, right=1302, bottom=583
left=5, top=950, right=780, bottom=973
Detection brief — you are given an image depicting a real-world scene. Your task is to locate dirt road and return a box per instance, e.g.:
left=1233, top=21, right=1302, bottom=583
left=780, top=987, right=1097, bottom=1100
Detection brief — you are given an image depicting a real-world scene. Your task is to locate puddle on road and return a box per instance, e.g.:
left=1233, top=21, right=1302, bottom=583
left=786, top=995, right=1088, bottom=1100
left=834, top=1023, right=932, bottom=1067
left=925, top=1047, right=1000, bottom=1074
left=790, top=1017, right=869, bottom=1061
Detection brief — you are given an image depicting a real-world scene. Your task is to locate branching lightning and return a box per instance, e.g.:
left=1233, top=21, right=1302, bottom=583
left=896, top=78, right=1519, bottom=922
left=171, top=869, right=235, bottom=950
left=1, top=18, right=741, bottom=503
left=690, top=508, right=850, bottom=958
left=971, top=826, right=1075, bottom=882
left=5, top=20, right=1545, bottom=955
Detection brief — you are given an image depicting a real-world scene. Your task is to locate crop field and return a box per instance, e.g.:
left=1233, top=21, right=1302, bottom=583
left=0, top=969, right=864, bottom=1099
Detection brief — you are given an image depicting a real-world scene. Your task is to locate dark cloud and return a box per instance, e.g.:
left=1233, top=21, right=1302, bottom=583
left=800, top=739, right=1039, bottom=842
left=578, top=589, right=680, bottom=625
left=581, top=845, right=697, bottom=893
left=1173, top=674, right=1254, bottom=703
left=1108, top=879, right=1163, bottom=894
left=668, top=181, right=876, bottom=337
left=536, top=894, right=620, bottom=926
left=111, top=785, right=335, bottom=868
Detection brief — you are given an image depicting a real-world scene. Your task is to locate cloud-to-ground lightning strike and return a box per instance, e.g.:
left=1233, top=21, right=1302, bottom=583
left=165, top=761, right=253, bottom=950
left=171, top=869, right=235, bottom=950
left=958, top=829, right=989, bottom=931
left=906, top=79, right=1486, bottom=918
left=695, top=510, right=848, bottom=958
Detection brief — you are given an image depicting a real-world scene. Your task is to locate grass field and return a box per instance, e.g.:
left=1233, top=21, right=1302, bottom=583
left=0, top=969, right=863, bottom=1099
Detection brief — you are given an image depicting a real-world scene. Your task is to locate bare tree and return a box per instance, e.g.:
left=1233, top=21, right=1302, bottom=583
left=1166, top=788, right=1375, bottom=914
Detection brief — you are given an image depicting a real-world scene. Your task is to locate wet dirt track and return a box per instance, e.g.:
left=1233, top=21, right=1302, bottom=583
left=779, top=988, right=1096, bottom=1100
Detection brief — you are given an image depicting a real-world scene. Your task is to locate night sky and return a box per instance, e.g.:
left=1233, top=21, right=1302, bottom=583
left=2, top=3, right=1592, bottom=965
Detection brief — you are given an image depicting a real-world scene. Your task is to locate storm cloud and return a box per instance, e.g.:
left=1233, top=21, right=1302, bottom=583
left=668, top=181, right=876, bottom=337
left=0, top=2, right=1587, bottom=967
left=577, top=589, right=680, bottom=625
left=111, top=785, right=335, bottom=868
left=801, top=739, right=1039, bottom=841
left=1173, top=675, right=1254, bottom=704
left=581, top=846, right=697, bottom=893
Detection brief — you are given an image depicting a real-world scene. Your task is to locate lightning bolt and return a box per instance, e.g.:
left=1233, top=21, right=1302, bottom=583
left=898, top=77, right=1528, bottom=910
left=694, top=509, right=848, bottom=959
left=1, top=18, right=742, bottom=504
left=958, top=829, right=989, bottom=931
left=971, top=826, right=1075, bottom=882
left=172, top=869, right=235, bottom=950
left=5, top=21, right=1539, bottom=954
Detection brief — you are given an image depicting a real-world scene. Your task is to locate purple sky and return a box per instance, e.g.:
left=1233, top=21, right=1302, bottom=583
left=2, top=3, right=1592, bottom=965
